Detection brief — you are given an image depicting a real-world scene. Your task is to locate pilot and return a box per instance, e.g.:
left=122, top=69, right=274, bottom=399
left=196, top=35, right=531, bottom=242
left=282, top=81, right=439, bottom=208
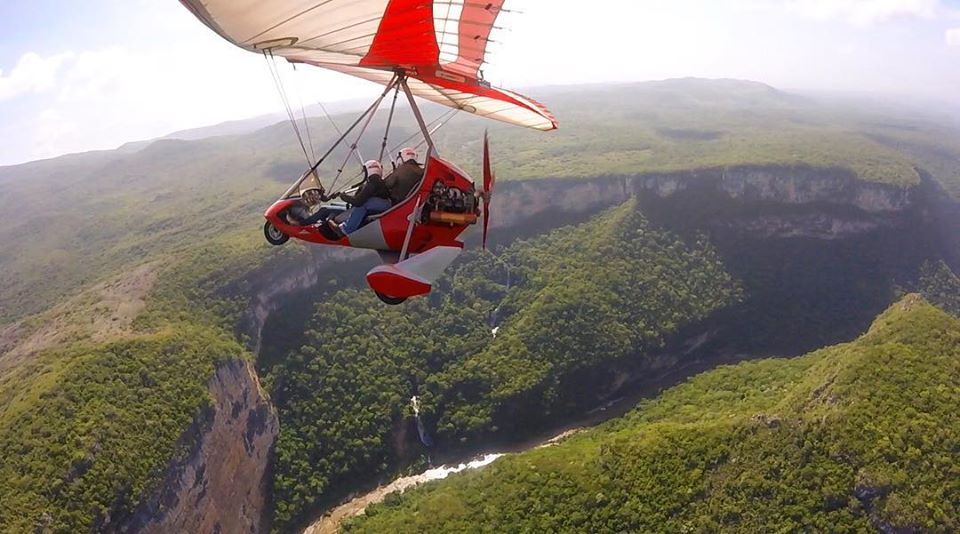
left=331, top=159, right=392, bottom=236
left=384, top=147, right=424, bottom=204
left=286, top=185, right=337, bottom=225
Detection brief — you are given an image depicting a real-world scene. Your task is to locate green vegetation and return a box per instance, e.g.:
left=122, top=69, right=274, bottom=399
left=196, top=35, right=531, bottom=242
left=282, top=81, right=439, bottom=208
left=918, top=260, right=960, bottom=316
left=266, top=200, right=741, bottom=530
left=441, top=80, right=927, bottom=186
left=347, top=296, right=960, bottom=533
left=3, top=79, right=958, bottom=323
left=0, top=182, right=292, bottom=532
left=1, top=79, right=958, bottom=533
left=0, top=326, right=242, bottom=533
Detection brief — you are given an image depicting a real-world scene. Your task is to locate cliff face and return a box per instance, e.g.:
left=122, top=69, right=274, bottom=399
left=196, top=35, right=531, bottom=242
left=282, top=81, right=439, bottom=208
left=114, top=359, right=278, bottom=534
left=491, top=177, right=631, bottom=228
left=240, top=165, right=918, bottom=352
left=239, top=246, right=366, bottom=354
left=494, top=165, right=914, bottom=238
left=626, top=166, right=921, bottom=242
left=630, top=166, right=911, bottom=212
left=199, top=164, right=933, bottom=532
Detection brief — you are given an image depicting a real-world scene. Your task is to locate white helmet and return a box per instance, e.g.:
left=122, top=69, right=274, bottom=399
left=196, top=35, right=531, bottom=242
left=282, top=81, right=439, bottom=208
left=397, top=147, right=418, bottom=165
left=363, top=159, right=383, bottom=178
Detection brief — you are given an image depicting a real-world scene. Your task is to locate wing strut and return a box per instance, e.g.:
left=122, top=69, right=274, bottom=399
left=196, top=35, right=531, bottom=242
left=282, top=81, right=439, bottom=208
left=279, top=74, right=399, bottom=200
left=399, top=74, right=437, bottom=159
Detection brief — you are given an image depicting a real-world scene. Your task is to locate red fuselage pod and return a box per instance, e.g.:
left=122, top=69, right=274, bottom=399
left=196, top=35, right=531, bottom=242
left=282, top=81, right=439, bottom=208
left=263, top=154, right=478, bottom=254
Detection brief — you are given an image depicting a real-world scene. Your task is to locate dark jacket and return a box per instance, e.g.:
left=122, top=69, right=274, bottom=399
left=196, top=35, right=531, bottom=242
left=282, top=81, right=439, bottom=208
left=340, top=173, right=389, bottom=206
left=384, top=160, right=424, bottom=204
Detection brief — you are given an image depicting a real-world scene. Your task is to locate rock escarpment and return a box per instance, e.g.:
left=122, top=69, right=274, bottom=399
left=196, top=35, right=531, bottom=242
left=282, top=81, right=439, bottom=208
left=496, top=165, right=915, bottom=240
left=631, top=166, right=910, bottom=212
left=239, top=246, right=366, bottom=354
left=627, top=166, right=918, bottom=241
left=114, top=359, right=278, bottom=534
left=241, top=164, right=921, bottom=352
left=216, top=164, right=936, bottom=533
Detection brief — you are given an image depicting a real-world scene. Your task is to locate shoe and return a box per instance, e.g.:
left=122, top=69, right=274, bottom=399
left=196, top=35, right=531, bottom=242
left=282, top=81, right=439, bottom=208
left=326, top=219, right=345, bottom=239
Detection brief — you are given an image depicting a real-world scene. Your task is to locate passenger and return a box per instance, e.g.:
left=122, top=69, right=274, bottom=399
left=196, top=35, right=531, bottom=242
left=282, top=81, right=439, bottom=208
left=286, top=185, right=338, bottom=225
left=384, top=147, right=424, bottom=204
left=331, top=159, right=392, bottom=236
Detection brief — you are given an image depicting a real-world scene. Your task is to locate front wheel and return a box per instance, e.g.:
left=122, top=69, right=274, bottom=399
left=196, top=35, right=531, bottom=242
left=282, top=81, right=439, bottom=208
left=264, top=221, right=289, bottom=246
left=375, top=291, right=407, bottom=305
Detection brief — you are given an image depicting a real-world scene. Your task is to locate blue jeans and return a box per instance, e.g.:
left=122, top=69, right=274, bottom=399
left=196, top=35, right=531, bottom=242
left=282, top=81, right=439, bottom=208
left=342, top=197, right=392, bottom=234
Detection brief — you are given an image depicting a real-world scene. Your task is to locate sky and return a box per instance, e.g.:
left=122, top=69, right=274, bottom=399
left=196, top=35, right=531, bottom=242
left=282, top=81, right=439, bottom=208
left=0, top=0, right=958, bottom=166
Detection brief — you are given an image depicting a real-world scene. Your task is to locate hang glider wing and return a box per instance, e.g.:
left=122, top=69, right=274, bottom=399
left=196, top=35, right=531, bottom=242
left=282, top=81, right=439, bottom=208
left=179, top=0, right=557, bottom=130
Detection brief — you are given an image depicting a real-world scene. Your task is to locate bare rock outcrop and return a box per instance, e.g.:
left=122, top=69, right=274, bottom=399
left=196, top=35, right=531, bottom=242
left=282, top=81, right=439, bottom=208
left=631, top=166, right=912, bottom=213
left=113, top=359, right=278, bottom=534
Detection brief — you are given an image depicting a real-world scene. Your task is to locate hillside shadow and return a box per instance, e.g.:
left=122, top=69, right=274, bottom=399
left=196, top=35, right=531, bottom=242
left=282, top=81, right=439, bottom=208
left=636, top=180, right=943, bottom=357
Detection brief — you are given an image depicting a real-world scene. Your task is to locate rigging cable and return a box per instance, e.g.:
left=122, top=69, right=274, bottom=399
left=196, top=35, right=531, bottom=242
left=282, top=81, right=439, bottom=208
left=387, top=107, right=458, bottom=156
left=291, top=63, right=317, bottom=162
left=318, top=101, right=363, bottom=165
left=263, top=49, right=311, bottom=165
left=328, top=83, right=394, bottom=194
left=378, top=83, right=402, bottom=163
left=411, top=107, right=459, bottom=154
left=278, top=76, right=400, bottom=199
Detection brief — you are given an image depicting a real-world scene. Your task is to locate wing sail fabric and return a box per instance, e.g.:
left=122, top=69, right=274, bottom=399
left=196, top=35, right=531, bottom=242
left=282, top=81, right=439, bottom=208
left=179, top=0, right=557, bottom=130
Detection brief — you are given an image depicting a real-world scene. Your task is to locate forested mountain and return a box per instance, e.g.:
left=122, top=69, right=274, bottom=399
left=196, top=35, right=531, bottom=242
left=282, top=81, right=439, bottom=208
left=1, top=79, right=959, bottom=533
left=266, top=200, right=740, bottom=529
left=346, top=295, right=960, bottom=533
left=2, top=79, right=958, bottom=323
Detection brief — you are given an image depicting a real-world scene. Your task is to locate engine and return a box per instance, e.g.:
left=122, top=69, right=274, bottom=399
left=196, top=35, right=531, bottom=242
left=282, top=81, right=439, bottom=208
left=428, top=181, right=477, bottom=213
left=423, top=181, right=479, bottom=225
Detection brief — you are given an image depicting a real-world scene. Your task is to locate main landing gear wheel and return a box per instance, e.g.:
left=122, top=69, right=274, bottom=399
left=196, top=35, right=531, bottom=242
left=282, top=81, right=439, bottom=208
left=375, top=291, right=407, bottom=305
left=264, top=221, right=289, bottom=246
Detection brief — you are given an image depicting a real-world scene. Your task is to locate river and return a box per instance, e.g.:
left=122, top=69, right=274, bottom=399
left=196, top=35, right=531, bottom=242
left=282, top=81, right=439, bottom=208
left=301, top=339, right=745, bottom=534
left=301, top=453, right=504, bottom=534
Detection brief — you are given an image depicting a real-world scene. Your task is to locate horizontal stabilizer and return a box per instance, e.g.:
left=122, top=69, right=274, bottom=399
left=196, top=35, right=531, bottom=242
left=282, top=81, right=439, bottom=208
left=367, top=246, right=462, bottom=299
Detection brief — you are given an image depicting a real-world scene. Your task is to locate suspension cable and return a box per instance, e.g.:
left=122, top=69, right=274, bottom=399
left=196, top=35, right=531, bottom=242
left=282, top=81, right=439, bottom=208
left=387, top=107, right=458, bottom=156
left=279, top=76, right=399, bottom=200
left=411, top=108, right=459, bottom=153
left=263, top=50, right=311, bottom=165
left=291, top=63, right=316, bottom=162
left=318, top=101, right=363, bottom=165
left=325, top=87, right=458, bottom=196
left=327, top=79, right=396, bottom=193
left=378, top=83, right=401, bottom=163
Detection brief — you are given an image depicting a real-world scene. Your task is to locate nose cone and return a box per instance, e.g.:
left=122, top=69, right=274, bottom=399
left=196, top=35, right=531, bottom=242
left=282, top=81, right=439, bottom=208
left=264, top=199, right=293, bottom=219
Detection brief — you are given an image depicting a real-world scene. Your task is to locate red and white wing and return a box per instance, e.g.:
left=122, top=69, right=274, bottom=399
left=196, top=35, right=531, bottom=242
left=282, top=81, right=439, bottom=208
left=179, top=0, right=557, bottom=131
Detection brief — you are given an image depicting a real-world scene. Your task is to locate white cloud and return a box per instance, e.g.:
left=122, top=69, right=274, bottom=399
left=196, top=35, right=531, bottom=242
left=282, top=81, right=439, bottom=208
left=8, top=40, right=378, bottom=165
left=58, top=48, right=128, bottom=103
left=947, top=27, right=960, bottom=46
left=0, top=52, right=74, bottom=101
left=3, top=0, right=959, bottom=166
left=787, top=0, right=940, bottom=25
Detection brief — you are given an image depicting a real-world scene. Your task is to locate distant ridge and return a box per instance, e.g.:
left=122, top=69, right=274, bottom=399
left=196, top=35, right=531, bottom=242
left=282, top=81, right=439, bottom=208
left=116, top=97, right=373, bottom=154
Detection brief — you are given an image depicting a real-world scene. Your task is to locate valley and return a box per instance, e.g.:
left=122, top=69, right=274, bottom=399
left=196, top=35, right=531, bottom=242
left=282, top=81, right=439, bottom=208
left=345, top=294, right=960, bottom=533
left=1, top=79, right=959, bottom=533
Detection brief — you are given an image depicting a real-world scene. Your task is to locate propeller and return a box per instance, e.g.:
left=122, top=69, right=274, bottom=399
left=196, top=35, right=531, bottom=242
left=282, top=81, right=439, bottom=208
left=481, top=130, right=496, bottom=250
